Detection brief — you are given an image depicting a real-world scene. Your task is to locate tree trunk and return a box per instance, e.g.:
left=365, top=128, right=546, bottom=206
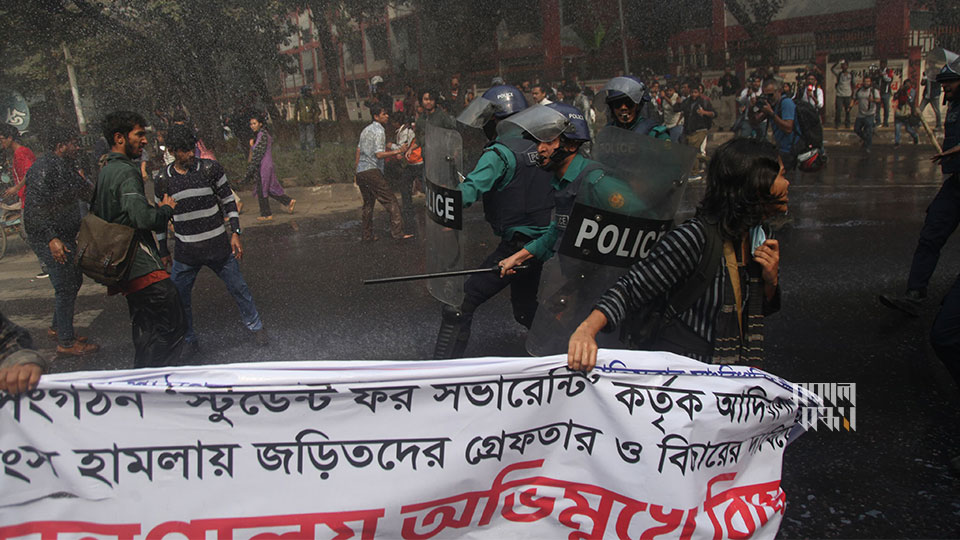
left=308, top=1, right=348, bottom=125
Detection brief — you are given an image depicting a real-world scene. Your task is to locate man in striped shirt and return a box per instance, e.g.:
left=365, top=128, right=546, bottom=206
left=156, top=125, right=267, bottom=356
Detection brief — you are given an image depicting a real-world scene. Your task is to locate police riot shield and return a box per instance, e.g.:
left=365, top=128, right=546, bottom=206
left=457, top=97, right=497, bottom=129
left=423, top=123, right=466, bottom=307
left=525, top=126, right=698, bottom=356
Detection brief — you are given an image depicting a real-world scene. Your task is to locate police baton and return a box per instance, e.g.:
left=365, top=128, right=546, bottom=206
left=364, top=265, right=530, bottom=285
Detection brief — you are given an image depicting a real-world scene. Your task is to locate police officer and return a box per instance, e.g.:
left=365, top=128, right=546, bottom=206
left=432, top=85, right=555, bottom=359
left=498, top=103, right=640, bottom=272
left=880, top=56, right=960, bottom=371
left=599, top=76, right=671, bottom=140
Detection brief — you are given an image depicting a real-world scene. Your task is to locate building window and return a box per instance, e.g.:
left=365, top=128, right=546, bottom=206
left=344, top=32, right=363, bottom=68
left=366, top=25, right=388, bottom=62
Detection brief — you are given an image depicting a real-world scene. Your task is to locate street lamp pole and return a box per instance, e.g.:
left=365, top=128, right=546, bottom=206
left=617, top=0, right=629, bottom=74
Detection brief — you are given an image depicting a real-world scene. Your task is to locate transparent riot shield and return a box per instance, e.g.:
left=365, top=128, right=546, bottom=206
left=526, top=126, right=699, bottom=356
left=423, top=123, right=466, bottom=307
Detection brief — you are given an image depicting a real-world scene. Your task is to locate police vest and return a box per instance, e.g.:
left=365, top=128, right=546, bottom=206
left=943, top=102, right=960, bottom=175
left=552, top=162, right=605, bottom=251
left=482, top=138, right=555, bottom=237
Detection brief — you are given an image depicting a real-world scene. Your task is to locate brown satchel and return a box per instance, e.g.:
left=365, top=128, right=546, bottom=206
left=75, top=212, right=138, bottom=286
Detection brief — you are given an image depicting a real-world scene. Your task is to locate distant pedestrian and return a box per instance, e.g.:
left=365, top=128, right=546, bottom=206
left=394, top=113, right=421, bottom=236
left=95, top=111, right=185, bottom=368
left=832, top=60, right=854, bottom=128
left=355, top=105, right=412, bottom=242
left=920, top=76, right=944, bottom=130
left=156, top=125, right=268, bottom=357
left=893, top=79, right=919, bottom=147
left=246, top=114, right=294, bottom=222
left=295, top=86, right=318, bottom=150
left=852, top=76, right=881, bottom=153
left=23, top=125, right=100, bottom=357
left=0, top=124, right=35, bottom=209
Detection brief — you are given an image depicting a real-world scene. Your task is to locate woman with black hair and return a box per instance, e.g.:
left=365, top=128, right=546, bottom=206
left=567, top=138, right=789, bottom=371
left=245, top=114, right=294, bottom=221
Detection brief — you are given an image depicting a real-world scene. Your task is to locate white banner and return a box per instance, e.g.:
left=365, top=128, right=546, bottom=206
left=0, top=350, right=819, bottom=539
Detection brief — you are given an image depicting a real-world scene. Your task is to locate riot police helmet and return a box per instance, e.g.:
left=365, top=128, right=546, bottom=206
left=545, top=102, right=591, bottom=142
left=496, top=105, right=573, bottom=143
left=457, top=85, right=528, bottom=130
left=935, top=57, right=960, bottom=83
left=597, top=76, right=650, bottom=107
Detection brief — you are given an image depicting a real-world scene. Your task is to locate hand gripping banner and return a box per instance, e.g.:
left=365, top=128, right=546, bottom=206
left=0, top=351, right=820, bottom=539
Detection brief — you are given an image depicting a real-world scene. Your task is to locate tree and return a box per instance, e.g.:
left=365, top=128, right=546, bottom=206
left=724, top=0, right=785, bottom=65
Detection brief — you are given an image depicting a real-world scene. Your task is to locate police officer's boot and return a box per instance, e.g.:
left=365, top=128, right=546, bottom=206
left=434, top=304, right=471, bottom=359
left=878, top=289, right=926, bottom=318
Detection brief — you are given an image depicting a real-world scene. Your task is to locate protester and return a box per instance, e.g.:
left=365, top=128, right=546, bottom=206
left=0, top=123, right=35, bottom=209
left=832, top=60, right=854, bottom=128
left=893, top=79, right=919, bottom=147
left=531, top=84, right=552, bottom=105
left=414, top=89, right=456, bottom=147
left=851, top=75, right=881, bottom=153
left=0, top=311, right=47, bottom=395
left=920, top=75, right=944, bottom=130
left=246, top=113, right=294, bottom=222
left=718, top=66, right=741, bottom=130
left=95, top=111, right=185, bottom=368
left=23, top=125, right=99, bottom=357
left=661, top=85, right=684, bottom=143
left=878, top=62, right=894, bottom=127
left=567, top=138, right=787, bottom=371
left=681, top=84, right=716, bottom=174
left=799, top=73, right=825, bottom=113
left=394, top=113, right=420, bottom=236
left=155, top=125, right=268, bottom=357
left=355, top=105, right=411, bottom=242
left=295, top=86, right=319, bottom=151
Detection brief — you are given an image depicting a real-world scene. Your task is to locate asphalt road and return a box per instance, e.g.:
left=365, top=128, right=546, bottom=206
left=3, top=143, right=959, bottom=537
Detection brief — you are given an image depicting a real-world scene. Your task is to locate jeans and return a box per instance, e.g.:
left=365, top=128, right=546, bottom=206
left=894, top=119, right=918, bottom=144
left=170, top=255, right=262, bottom=344
left=28, top=237, right=82, bottom=346
left=854, top=115, right=876, bottom=150
left=877, top=93, right=891, bottom=126
left=907, top=173, right=960, bottom=293
left=835, top=96, right=852, bottom=127
left=398, top=163, right=422, bottom=235
left=667, top=125, right=683, bottom=143
left=919, top=97, right=942, bottom=128
left=298, top=124, right=316, bottom=150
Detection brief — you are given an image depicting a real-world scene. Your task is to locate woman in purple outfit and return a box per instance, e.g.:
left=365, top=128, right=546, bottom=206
left=246, top=114, right=295, bottom=221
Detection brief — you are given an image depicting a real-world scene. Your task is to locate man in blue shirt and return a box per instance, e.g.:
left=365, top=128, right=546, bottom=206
left=759, top=79, right=799, bottom=170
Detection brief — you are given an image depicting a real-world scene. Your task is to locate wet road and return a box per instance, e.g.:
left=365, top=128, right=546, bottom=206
left=9, top=143, right=960, bottom=537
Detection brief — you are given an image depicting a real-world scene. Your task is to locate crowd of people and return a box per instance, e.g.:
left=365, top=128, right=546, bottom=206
left=0, top=56, right=957, bottom=419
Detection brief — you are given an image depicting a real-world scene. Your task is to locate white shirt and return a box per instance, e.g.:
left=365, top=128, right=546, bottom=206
left=800, top=86, right=825, bottom=110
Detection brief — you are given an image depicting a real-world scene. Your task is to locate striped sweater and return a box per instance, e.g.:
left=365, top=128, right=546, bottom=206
left=155, top=159, right=239, bottom=267
left=594, top=218, right=780, bottom=362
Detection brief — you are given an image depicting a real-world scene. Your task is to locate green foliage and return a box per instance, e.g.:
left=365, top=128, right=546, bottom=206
left=724, top=0, right=786, bottom=64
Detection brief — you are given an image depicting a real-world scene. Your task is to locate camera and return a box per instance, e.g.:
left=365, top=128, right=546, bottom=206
left=754, top=95, right=770, bottom=111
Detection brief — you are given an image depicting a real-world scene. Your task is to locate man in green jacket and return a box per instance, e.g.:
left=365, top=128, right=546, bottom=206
left=95, top=111, right=184, bottom=368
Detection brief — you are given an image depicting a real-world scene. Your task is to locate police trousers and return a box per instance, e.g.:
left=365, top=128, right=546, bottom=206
left=462, top=235, right=544, bottom=329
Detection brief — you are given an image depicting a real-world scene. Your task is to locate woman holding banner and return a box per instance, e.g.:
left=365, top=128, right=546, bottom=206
left=567, top=138, right=789, bottom=371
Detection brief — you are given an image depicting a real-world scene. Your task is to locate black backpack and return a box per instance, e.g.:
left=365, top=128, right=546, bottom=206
left=792, top=99, right=823, bottom=151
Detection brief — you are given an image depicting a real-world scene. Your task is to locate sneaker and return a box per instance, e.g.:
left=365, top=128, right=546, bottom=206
left=56, top=341, right=100, bottom=357
left=257, top=215, right=273, bottom=222
left=287, top=199, right=297, bottom=214
left=47, top=328, right=88, bottom=342
left=253, top=328, right=269, bottom=347
left=878, top=289, right=925, bottom=317
left=35, top=270, right=49, bottom=279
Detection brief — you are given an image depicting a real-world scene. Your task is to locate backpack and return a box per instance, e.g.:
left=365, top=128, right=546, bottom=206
left=620, top=220, right=723, bottom=357
left=792, top=99, right=823, bottom=150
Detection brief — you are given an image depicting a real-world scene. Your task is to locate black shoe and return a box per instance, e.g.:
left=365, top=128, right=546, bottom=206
left=878, top=289, right=925, bottom=317
left=253, top=328, right=269, bottom=347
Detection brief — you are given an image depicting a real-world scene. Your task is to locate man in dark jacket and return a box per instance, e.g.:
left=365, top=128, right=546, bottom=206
left=23, top=126, right=100, bottom=356
left=95, top=111, right=184, bottom=368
